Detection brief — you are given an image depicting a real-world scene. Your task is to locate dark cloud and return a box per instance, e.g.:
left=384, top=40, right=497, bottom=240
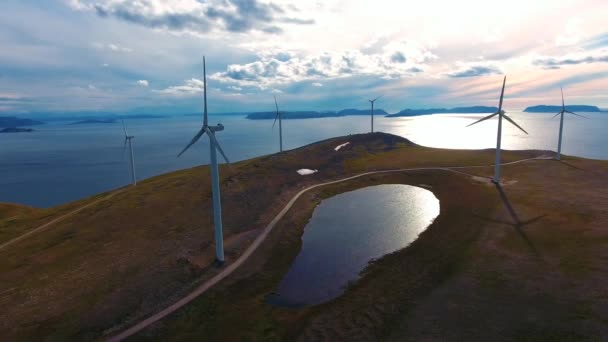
left=447, top=65, right=501, bottom=78
left=391, top=52, right=407, bottom=63
left=407, top=67, right=424, bottom=73
left=85, top=0, right=314, bottom=34
left=533, top=54, right=608, bottom=69
left=95, top=5, right=211, bottom=32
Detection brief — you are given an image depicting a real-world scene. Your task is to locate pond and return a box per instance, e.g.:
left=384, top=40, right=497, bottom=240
left=268, top=184, right=440, bottom=307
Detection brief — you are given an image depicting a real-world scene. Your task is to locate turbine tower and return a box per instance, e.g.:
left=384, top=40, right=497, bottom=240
left=466, top=76, right=528, bottom=184
left=368, top=95, right=382, bottom=133
left=178, top=56, right=230, bottom=264
left=273, top=95, right=283, bottom=152
left=122, top=120, right=137, bottom=186
left=554, top=87, right=587, bottom=160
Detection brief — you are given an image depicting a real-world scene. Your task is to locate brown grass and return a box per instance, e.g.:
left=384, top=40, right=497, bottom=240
left=0, top=133, right=606, bottom=340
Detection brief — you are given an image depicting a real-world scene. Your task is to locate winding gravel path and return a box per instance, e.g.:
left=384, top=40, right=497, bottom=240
left=107, top=156, right=549, bottom=341
left=0, top=189, right=125, bottom=252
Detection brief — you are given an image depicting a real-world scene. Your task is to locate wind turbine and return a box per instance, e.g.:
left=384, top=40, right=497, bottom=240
left=178, top=57, right=230, bottom=264
left=554, top=87, right=587, bottom=160
left=466, top=76, right=528, bottom=184
left=369, top=95, right=382, bottom=133
left=122, top=120, right=137, bottom=186
left=272, top=95, right=283, bottom=152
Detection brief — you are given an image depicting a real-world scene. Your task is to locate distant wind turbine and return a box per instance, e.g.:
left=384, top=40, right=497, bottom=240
left=554, top=87, right=587, bottom=160
left=369, top=95, right=382, bottom=133
left=466, top=76, right=528, bottom=184
left=122, top=120, right=137, bottom=186
left=273, top=95, right=284, bottom=152
left=178, top=56, right=230, bottom=264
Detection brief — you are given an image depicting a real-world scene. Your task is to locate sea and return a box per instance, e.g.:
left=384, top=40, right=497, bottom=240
left=1, top=112, right=606, bottom=208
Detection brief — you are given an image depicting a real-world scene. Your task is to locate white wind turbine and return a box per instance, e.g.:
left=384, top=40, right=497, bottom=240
left=466, top=76, right=528, bottom=184
left=369, top=95, right=382, bottom=133
left=178, top=57, right=230, bottom=264
left=554, top=87, right=587, bottom=160
left=272, top=95, right=284, bottom=152
left=122, top=120, right=137, bottom=186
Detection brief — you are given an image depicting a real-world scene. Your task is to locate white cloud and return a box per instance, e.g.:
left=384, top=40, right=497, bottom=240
left=156, top=78, right=204, bottom=96
left=555, top=18, right=584, bottom=47
left=137, top=80, right=149, bottom=87
left=93, top=42, right=132, bottom=53
left=312, top=82, right=323, bottom=87
left=211, top=41, right=436, bottom=88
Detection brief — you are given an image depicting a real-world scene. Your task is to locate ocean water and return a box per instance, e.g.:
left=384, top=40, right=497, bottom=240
left=0, top=112, right=606, bottom=207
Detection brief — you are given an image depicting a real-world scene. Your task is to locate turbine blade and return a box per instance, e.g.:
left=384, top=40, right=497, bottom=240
left=177, top=128, right=206, bottom=157
left=273, top=95, right=280, bottom=128
left=123, top=137, right=128, bottom=156
left=466, top=112, right=499, bottom=127
left=121, top=119, right=128, bottom=137
left=203, top=56, right=208, bottom=128
left=565, top=110, right=588, bottom=119
left=553, top=111, right=562, bottom=118
left=502, top=113, right=528, bottom=134
left=206, top=128, right=230, bottom=164
left=369, top=95, right=383, bottom=103
left=497, top=75, right=506, bottom=112
left=272, top=112, right=279, bottom=128
left=561, top=87, right=565, bottom=109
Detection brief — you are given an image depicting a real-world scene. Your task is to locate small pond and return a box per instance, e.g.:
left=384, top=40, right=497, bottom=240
left=268, top=184, right=440, bottom=307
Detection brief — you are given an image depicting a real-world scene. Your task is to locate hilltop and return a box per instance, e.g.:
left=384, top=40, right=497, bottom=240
left=0, top=133, right=607, bottom=340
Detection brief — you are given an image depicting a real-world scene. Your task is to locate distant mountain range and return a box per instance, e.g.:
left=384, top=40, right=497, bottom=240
left=523, top=105, right=602, bottom=113
left=0, top=127, right=34, bottom=133
left=69, top=119, right=118, bottom=125
left=0, top=116, right=44, bottom=128
left=386, top=106, right=498, bottom=117
left=248, top=106, right=498, bottom=120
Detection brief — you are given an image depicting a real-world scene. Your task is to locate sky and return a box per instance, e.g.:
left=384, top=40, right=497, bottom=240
left=1, top=0, right=607, bottom=114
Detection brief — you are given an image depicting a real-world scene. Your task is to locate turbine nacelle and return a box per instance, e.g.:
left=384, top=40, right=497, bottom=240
left=208, top=123, right=224, bottom=132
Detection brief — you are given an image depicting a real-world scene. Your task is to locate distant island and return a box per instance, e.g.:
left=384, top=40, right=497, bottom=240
left=523, top=105, right=601, bottom=113
left=247, top=106, right=499, bottom=120
left=386, top=106, right=499, bottom=117
left=0, top=127, right=34, bottom=133
left=70, top=119, right=118, bottom=125
left=0, top=116, right=44, bottom=128
left=247, top=109, right=388, bottom=120
left=337, top=108, right=389, bottom=116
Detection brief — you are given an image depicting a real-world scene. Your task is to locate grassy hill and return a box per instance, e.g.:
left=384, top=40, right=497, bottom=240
left=0, top=133, right=607, bottom=340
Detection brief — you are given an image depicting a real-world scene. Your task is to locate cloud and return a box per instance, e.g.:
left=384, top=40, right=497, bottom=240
left=69, top=0, right=314, bottom=35
left=312, top=82, right=323, bottom=87
left=554, top=18, right=583, bottom=47
left=533, top=50, right=608, bottom=69
left=137, top=80, right=149, bottom=87
left=583, top=32, right=608, bottom=49
left=390, top=52, right=407, bottom=63
left=93, top=42, right=132, bottom=53
left=157, top=78, right=204, bottom=96
left=211, top=42, right=435, bottom=88
left=446, top=65, right=501, bottom=78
